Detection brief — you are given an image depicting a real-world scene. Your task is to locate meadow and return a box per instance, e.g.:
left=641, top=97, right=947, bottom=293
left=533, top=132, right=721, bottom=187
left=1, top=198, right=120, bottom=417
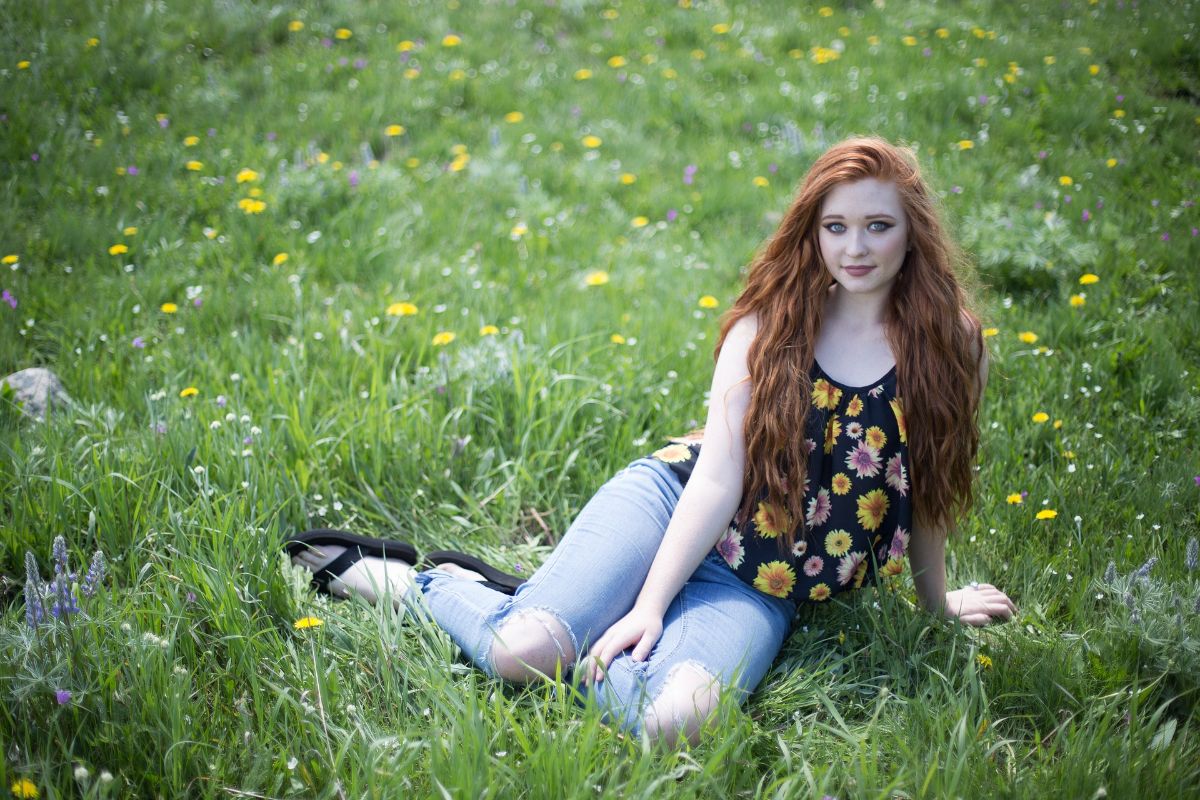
left=1, top=0, right=1199, bottom=796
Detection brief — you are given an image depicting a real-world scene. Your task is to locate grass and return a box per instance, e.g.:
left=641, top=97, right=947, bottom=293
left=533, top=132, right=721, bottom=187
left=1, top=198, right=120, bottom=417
left=1, top=0, right=1199, bottom=796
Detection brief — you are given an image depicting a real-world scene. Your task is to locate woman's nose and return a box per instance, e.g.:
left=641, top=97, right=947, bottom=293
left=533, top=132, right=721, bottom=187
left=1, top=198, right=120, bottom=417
left=846, top=230, right=869, bottom=257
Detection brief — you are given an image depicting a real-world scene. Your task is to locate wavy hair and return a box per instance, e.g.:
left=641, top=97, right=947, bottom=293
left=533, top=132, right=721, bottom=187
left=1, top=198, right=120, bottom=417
left=717, top=137, right=983, bottom=546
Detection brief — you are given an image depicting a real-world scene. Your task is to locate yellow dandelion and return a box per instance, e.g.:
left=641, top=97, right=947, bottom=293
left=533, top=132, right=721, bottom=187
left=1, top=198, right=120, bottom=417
left=386, top=302, right=418, bottom=317
left=185, top=160, right=204, bottom=171
left=385, top=124, right=406, bottom=137
left=1069, top=294, right=1086, bottom=307
left=691, top=49, right=706, bottom=60
left=17, top=60, right=31, bottom=70
left=123, top=226, right=138, bottom=236
left=1053, top=419, right=1063, bottom=429
left=1106, top=158, right=1118, bottom=168
left=662, top=67, right=678, bottom=79
left=818, top=6, right=834, bottom=16
left=1088, top=64, right=1099, bottom=75
left=479, top=324, right=499, bottom=336
left=1006, top=493, right=1024, bottom=505
left=504, top=111, right=524, bottom=123
left=868, top=35, right=881, bottom=46
left=1044, top=55, right=1056, bottom=65
left=108, top=243, right=129, bottom=255
left=902, top=35, right=917, bottom=46
left=183, top=135, right=199, bottom=147
left=9, top=778, right=38, bottom=799
left=510, top=222, right=529, bottom=238
left=585, top=271, right=610, bottom=287
left=838, top=26, right=851, bottom=36
left=179, top=386, right=199, bottom=398
left=271, top=253, right=289, bottom=266
left=1079, top=273, right=1100, bottom=285
left=581, top=135, right=602, bottom=148
left=235, top=168, right=259, bottom=184
left=752, top=176, right=769, bottom=187
left=405, top=157, right=421, bottom=168
left=610, top=333, right=626, bottom=345
left=403, top=68, right=420, bottom=79
left=442, top=34, right=462, bottom=47
left=631, top=216, right=649, bottom=228
left=1031, top=412, right=1050, bottom=423
left=936, top=27, right=950, bottom=38
left=712, top=22, right=731, bottom=33
left=1036, top=509, right=1058, bottom=520
left=958, top=140, right=974, bottom=151
left=698, top=295, right=719, bottom=309
left=607, top=55, right=627, bottom=68
left=431, top=331, right=456, bottom=346
left=293, top=616, right=324, bottom=630
left=1114, top=109, right=1125, bottom=118
left=396, top=40, right=415, bottom=52
left=237, top=198, right=267, bottom=214
left=1059, top=175, right=1073, bottom=186
left=86, top=37, right=99, bottom=47
left=1, top=254, right=18, bottom=265
left=335, top=28, right=352, bottom=40
left=574, top=68, right=593, bottom=80
left=602, top=9, right=619, bottom=20
left=160, top=302, right=178, bottom=314
left=973, top=57, right=987, bottom=67
left=1018, top=331, right=1038, bottom=344
left=982, top=327, right=999, bottom=337
left=976, top=654, right=993, bottom=669
left=288, top=20, right=304, bottom=32
left=619, top=173, right=637, bottom=185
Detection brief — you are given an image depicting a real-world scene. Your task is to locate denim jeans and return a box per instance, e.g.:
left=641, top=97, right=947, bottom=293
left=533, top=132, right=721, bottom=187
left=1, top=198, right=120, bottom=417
left=410, top=457, right=796, bottom=733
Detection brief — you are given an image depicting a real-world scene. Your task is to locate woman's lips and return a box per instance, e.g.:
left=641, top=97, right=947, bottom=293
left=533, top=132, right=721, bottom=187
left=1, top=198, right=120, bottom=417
left=843, top=265, right=875, bottom=276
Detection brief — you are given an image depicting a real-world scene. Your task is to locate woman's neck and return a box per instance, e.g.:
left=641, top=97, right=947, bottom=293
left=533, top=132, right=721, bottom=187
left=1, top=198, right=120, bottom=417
left=824, top=284, right=890, bottom=328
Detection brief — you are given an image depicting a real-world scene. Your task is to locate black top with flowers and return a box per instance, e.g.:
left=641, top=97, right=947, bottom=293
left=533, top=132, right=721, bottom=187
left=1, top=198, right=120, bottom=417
left=649, top=363, right=912, bottom=604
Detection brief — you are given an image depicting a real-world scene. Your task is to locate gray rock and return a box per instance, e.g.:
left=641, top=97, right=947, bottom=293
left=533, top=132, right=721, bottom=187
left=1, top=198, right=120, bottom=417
left=2, top=367, right=72, bottom=420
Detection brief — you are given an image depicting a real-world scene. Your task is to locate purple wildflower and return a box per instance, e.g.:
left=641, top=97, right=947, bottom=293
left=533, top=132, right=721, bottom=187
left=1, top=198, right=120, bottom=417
left=1103, top=561, right=1117, bottom=583
left=922, top=47, right=932, bottom=57
left=1161, top=233, right=1170, bottom=242
left=666, top=209, right=678, bottom=222
left=978, top=94, right=989, bottom=105
left=2, top=289, right=16, bottom=309
left=1082, top=210, right=1090, bottom=221
left=81, top=550, right=106, bottom=598
left=158, top=117, right=169, bottom=129
left=215, top=394, right=227, bottom=408
left=127, top=165, right=139, bottom=176
left=951, top=186, right=963, bottom=194
left=52, top=536, right=69, bottom=576
left=185, top=591, right=197, bottom=604
left=266, top=131, right=277, bottom=142
left=31, top=153, right=39, bottom=161
left=207, top=128, right=216, bottom=137
left=348, top=170, right=360, bottom=188
left=132, top=336, right=145, bottom=348
left=1133, top=556, right=1158, bottom=583
left=354, top=58, right=367, bottom=70
left=56, top=690, right=72, bottom=705
left=683, top=164, right=697, bottom=185
left=1064, top=195, right=1072, bottom=204
left=24, top=552, right=45, bottom=629
left=1037, top=150, right=1047, bottom=159
left=1187, top=538, right=1198, bottom=571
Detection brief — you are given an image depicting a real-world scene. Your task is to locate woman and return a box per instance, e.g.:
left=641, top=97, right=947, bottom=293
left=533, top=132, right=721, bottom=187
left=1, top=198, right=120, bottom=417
left=288, top=137, right=1016, bottom=746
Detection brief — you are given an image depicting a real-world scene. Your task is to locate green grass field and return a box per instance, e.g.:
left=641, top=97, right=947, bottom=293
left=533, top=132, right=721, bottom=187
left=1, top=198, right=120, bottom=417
left=2, top=0, right=1199, bottom=796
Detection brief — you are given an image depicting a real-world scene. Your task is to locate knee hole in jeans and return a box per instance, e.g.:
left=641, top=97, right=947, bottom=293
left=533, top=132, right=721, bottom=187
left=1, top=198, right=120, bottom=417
left=489, top=609, right=577, bottom=683
left=643, top=661, right=722, bottom=747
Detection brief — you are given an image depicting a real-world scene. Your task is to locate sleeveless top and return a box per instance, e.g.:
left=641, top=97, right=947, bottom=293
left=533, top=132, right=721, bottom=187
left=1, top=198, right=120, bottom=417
left=649, top=362, right=913, bottom=603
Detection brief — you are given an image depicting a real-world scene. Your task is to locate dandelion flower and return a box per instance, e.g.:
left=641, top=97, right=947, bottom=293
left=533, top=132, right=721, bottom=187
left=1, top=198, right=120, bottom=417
left=958, top=140, right=974, bottom=150
left=818, top=6, right=834, bottom=17
left=1018, top=331, right=1038, bottom=344
left=607, top=55, right=627, bottom=68
left=631, top=216, right=649, bottom=228
left=1031, top=412, right=1049, bottom=423
left=382, top=124, right=408, bottom=139
left=431, top=331, right=456, bottom=346
left=1006, top=493, right=1024, bottom=505
left=504, top=111, right=524, bottom=123
left=752, top=176, right=769, bottom=187
left=160, top=302, right=178, bottom=313
left=108, top=244, right=128, bottom=255
left=574, top=68, right=592, bottom=80
left=293, top=616, right=324, bottom=630
left=183, top=136, right=199, bottom=146
left=2, top=254, right=18, bottom=265
left=479, top=324, right=499, bottom=336
left=288, top=20, right=304, bottom=32
left=610, top=333, right=626, bottom=344
left=185, top=160, right=204, bottom=171
left=619, top=173, right=636, bottom=185
left=1088, top=64, right=1099, bottom=75
left=1036, top=509, right=1058, bottom=520
left=442, top=34, right=462, bottom=47
left=179, top=386, right=199, bottom=398
left=585, top=271, right=610, bottom=286
left=386, top=302, right=418, bottom=316
left=10, top=778, right=38, bottom=798
left=698, top=295, right=719, bottom=309
left=1059, top=175, right=1073, bottom=186
left=1079, top=273, right=1099, bottom=285
left=235, top=168, right=259, bottom=183
left=982, top=327, right=999, bottom=337
left=581, top=135, right=602, bottom=148
left=1106, top=158, right=1117, bottom=168
left=1069, top=294, right=1086, bottom=307
left=976, top=654, right=993, bottom=669
left=712, top=22, right=731, bottom=33
left=902, top=35, right=917, bottom=46
left=273, top=253, right=289, bottom=266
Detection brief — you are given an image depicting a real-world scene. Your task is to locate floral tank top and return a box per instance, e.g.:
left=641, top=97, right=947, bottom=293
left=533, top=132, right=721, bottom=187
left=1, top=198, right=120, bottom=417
left=650, top=362, right=912, bottom=604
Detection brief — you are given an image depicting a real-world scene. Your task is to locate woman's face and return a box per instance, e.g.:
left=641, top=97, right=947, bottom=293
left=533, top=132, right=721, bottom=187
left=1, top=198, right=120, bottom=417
left=817, top=177, right=909, bottom=297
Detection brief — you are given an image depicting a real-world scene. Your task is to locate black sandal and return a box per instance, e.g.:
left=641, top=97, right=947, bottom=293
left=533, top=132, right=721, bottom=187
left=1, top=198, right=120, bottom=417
left=284, top=528, right=418, bottom=596
left=424, top=549, right=527, bottom=594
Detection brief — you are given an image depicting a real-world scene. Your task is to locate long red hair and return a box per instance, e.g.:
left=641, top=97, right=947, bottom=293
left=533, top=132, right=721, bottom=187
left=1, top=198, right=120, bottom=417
left=717, top=137, right=983, bottom=545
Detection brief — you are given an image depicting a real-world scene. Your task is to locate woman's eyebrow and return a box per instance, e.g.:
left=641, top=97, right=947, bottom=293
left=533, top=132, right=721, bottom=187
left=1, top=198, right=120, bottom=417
left=820, top=212, right=898, bottom=221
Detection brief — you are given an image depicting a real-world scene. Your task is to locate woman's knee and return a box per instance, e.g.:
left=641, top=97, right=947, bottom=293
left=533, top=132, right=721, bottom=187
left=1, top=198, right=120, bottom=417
left=489, top=609, right=577, bottom=683
left=643, top=661, right=723, bottom=747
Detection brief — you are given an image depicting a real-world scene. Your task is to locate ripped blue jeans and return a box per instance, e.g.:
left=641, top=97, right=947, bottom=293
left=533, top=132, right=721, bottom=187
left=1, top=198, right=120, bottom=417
left=410, top=457, right=795, bottom=733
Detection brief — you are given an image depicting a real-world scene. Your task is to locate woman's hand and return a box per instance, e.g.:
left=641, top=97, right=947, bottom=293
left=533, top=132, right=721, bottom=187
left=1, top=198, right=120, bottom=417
left=585, top=606, right=664, bottom=685
left=943, top=583, right=1016, bottom=626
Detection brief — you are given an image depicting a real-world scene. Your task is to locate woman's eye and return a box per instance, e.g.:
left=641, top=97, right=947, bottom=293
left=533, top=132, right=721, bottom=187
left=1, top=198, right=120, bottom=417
left=868, top=221, right=892, bottom=232
left=825, top=223, right=846, bottom=233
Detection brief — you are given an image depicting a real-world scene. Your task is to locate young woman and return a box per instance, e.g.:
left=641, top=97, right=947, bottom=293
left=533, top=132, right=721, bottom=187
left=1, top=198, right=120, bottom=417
left=288, top=137, right=1016, bottom=746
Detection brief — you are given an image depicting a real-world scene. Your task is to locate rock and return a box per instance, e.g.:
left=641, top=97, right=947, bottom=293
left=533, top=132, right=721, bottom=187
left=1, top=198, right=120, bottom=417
left=2, top=367, right=72, bottom=420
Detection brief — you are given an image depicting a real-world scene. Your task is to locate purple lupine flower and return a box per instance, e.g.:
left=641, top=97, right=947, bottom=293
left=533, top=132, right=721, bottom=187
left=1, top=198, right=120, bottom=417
left=666, top=209, right=678, bottom=222
left=127, top=165, right=139, bottom=176
left=1133, top=556, right=1158, bottom=583
left=1103, top=561, right=1117, bottom=583
left=81, top=550, right=106, bottom=598
left=132, top=336, right=145, bottom=348
left=2, top=289, right=16, bottom=309
left=1082, top=210, right=1091, bottom=221
left=348, top=170, right=360, bottom=188
left=52, top=536, right=69, bottom=576
left=24, top=552, right=45, bottom=629
left=56, top=690, right=72, bottom=705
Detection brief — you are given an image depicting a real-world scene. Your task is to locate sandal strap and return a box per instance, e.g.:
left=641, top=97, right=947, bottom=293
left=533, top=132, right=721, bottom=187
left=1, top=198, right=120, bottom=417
left=312, top=547, right=365, bottom=592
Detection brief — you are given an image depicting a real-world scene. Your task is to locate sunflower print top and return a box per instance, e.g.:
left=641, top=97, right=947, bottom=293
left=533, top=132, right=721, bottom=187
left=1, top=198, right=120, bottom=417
left=650, top=362, right=912, bottom=604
